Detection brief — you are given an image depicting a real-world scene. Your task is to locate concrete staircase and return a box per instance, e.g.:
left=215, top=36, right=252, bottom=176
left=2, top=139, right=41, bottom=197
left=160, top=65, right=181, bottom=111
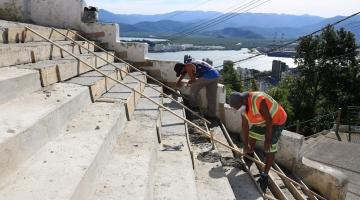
left=0, top=20, right=249, bottom=200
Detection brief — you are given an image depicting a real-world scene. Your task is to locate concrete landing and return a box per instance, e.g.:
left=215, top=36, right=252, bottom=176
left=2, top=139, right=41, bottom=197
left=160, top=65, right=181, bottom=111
left=153, top=97, right=199, bottom=200
left=93, top=85, right=161, bottom=200
left=0, top=103, right=127, bottom=200
left=302, top=139, right=360, bottom=200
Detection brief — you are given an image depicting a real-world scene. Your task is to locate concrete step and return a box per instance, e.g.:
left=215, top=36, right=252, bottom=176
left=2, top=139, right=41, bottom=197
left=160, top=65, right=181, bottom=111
left=66, top=63, right=128, bottom=102
left=92, top=85, right=162, bottom=200
left=0, top=19, right=78, bottom=43
left=15, top=52, right=114, bottom=87
left=210, top=126, right=262, bottom=200
left=0, top=41, right=94, bottom=68
left=191, top=127, right=237, bottom=200
left=0, top=102, right=128, bottom=200
left=153, top=97, right=199, bottom=200
left=0, top=83, right=91, bottom=184
left=0, top=67, right=41, bottom=104
left=97, top=72, right=146, bottom=120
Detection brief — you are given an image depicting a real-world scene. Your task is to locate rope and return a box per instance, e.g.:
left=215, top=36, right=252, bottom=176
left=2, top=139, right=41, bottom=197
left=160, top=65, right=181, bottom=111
left=285, top=112, right=337, bottom=129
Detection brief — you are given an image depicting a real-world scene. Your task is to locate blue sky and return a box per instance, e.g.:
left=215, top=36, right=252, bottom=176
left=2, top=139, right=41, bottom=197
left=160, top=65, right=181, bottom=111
left=85, top=0, right=360, bottom=17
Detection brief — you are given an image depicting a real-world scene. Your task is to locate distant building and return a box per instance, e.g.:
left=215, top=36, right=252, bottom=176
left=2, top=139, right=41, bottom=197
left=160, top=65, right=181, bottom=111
left=272, top=60, right=289, bottom=83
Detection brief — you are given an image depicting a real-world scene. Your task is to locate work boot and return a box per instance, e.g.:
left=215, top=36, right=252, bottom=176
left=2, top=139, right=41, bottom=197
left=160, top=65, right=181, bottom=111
left=244, top=152, right=255, bottom=168
left=257, top=172, right=269, bottom=193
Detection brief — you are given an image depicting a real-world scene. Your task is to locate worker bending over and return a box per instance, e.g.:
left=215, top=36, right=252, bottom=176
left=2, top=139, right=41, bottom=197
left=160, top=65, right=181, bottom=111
left=229, top=91, right=287, bottom=192
left=174, top=58, right=220, bottom=118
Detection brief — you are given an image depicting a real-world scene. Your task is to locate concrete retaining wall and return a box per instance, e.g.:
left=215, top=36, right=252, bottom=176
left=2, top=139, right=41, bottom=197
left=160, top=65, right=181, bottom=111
left=294, top=157, right=348, bottom=200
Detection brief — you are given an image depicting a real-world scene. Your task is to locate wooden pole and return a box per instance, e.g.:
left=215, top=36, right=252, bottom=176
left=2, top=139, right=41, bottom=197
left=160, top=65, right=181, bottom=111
left=67, top=29, right=184, bottom=97
left=27, top=27, right=326, bottom=200
left=51, top=28, right=211, bottom=125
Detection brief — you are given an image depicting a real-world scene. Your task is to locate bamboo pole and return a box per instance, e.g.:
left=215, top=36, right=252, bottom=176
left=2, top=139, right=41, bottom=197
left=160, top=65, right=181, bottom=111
left=26, top=26, right=326, bottom=200
left=67, top=29, right=184, bottom=97
left=219, top=122, right=268, bottom=199
left=51, top=28, right=211, bottom=125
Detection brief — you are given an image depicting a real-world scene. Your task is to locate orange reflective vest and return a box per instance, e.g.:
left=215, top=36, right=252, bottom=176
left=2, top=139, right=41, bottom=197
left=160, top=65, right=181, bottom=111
left=243, top=92, right=287, bottom=126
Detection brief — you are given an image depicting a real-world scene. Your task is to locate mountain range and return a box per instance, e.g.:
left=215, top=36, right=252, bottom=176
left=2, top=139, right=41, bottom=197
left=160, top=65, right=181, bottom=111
left=99, top=10, right=360, bottom=41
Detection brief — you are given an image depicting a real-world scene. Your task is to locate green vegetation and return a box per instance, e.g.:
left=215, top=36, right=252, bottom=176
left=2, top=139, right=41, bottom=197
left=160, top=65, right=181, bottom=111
left=270, top=26, right=360, bottom=135
left=219, top=61, right=242, bottom=98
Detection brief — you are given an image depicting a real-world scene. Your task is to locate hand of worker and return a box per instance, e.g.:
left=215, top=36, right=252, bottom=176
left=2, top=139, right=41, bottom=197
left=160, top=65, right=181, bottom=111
left=176, top=81, right=183, bottom=88
left=243, top=143, right=250, bottom=155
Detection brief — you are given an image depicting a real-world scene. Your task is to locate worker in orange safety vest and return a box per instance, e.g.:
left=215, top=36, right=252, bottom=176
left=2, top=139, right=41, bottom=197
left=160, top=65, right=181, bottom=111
left=229, top=91, right=287, bottom=192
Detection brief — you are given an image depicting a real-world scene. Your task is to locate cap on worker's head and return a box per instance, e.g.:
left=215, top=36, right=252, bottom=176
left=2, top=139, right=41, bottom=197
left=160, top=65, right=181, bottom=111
left=174, top=63, right=185, bottom=77
left=229, top=92, right=247, bottom=109
left=184, top=57, right=193, bottom=64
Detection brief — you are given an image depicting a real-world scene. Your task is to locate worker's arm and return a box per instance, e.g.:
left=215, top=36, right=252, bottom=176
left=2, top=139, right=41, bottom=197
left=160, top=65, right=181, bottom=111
left=259, top=100, right=273, bottom=152
left=242, top=114, right=250, bottom=154
left=185, top=64, right=196, bottom=85
left=176, top=73, right=186, bottom=87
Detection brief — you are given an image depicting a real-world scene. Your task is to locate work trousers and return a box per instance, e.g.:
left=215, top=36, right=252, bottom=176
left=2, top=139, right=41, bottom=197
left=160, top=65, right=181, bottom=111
left=190, top=77, right=219, bottom=117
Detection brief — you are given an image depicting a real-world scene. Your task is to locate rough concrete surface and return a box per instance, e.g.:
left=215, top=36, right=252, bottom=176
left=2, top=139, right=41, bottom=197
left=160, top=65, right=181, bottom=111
left=0, top=83, right=91, bottom=184
left=153, top=97, right=199, bottom=200
left=0, top=103, right=126, bottom=200
left=302, top=140, right=360, bottom=200
left=93, top=86, right=161, bottom=200
left=0, top=66, right=41, bottom=103
left=211, top=127, right=262, bottom=200
left=66, top=64, right=122, bottom=101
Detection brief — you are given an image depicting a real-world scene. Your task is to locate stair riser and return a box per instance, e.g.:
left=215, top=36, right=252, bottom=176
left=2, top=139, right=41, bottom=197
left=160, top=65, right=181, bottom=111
left=6, top=28, right=78, bottom=43
left=124, top=77, right=146, bottom=121
left=57, top=56, right=96, bottom=84
left=0, top=42, right=94, bottom=68
left=0, top=86, right=91, bottom=183
left=89, top=71, right=120, bottom=102
left=0, top=70, right=41, bottom=104
left=71, top=104, right=128, bottom=200
left=95, top=52, right=115, bottom=68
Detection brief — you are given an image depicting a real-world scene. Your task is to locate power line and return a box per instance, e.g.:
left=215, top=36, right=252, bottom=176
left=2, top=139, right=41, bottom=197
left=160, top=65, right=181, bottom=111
left=214, top=11, right=360, bottom=68
left=165, top=0, right=254, bottom=39
left=176, top=0, right=271, bottom=40
left=177, top=0, right=268, bottom=38
left=219, top=50, right=358, bottom=84
left=169, top=0, right=270, bottom=41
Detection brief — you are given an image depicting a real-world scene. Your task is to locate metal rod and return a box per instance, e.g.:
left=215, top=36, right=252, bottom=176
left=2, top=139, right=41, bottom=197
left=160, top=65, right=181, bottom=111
left=51, top=28, right=211, bottom=125
left=273, top=163, right=306, bottom=200
left=335, top=108, right=342, bottom=141
left=253, top=153, right=289, bottom=200
left=220, top=122, right=267, bottom=198
left=67, top=29, right=183, bottom=96
left=26, top=26, right=326, bottom=200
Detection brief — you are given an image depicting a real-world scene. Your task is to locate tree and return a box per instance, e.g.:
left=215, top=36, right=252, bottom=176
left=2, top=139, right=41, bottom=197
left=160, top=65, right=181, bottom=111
left=287, top=26, right=360, bottom=135
left=219, top=61, right=243, bottom=98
